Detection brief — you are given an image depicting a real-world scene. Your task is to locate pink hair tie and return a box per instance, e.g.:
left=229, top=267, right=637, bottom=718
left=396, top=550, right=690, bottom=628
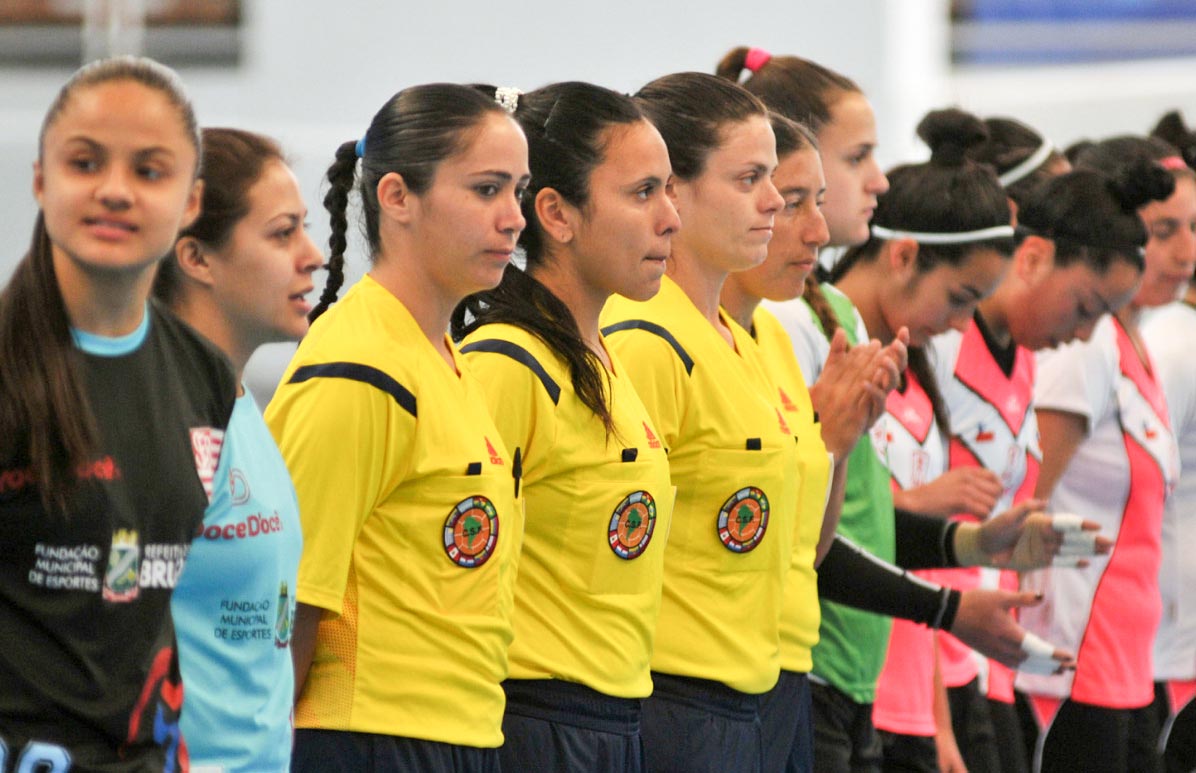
left=745, top=47, right=772, bottom=74
left=1160, top=155, right=1188, bottom=171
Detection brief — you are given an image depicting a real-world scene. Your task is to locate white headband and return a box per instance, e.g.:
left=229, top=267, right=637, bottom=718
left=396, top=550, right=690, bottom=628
left=997, top=139, right=1055, bottom=187
left=871, top=224, right=1015, bottom=245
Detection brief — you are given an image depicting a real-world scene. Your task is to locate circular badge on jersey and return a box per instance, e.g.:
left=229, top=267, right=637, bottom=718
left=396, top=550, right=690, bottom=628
left=443, top=495, right=499, bottom=568
left=716, top=487, right=769, bottom=553
left=608, top=490, right=657, bottom=560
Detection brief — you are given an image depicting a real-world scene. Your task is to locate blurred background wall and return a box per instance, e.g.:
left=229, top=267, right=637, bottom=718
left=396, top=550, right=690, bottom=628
left=2, top=0, right=1194, bottom=396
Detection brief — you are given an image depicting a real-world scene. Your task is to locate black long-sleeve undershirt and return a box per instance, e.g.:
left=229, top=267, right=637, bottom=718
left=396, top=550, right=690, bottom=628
left=816, top=512, right=965, bottom=630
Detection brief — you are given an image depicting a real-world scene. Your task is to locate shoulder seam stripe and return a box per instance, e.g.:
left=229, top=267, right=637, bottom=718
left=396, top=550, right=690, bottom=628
left=600, top=319, right=694, bottom=375
left=459, top=339, right=562, bottom=404
left=289, top=362, right=417, bottom=417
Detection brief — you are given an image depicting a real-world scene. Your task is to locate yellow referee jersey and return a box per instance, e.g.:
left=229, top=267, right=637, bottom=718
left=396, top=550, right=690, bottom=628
left=751, top=307, right=832, bottom=673
left=265, top=275, right=522, bottom=747
left=600, top=275, right=800, bottom=695
left=460, top=323, right=674, bottom=699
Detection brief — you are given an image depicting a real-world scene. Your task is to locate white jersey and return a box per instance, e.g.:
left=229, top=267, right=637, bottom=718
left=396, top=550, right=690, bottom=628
left=928, top=320, right=1040, bottom=700
left=1142, top=301, right=1196, bottom=681
left=1018, top=315, right=1179, bottom=708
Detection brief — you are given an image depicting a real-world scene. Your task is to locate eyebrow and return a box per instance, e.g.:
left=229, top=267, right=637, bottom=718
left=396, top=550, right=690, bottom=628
left=629, top=175, right=666, bottom=189
left=958, top=284, right=985, bottom=300
left=779, top=184, right=827, bottom=198
left=470, top=170, right=532, bottom=183
left=63, top=136, right=176, bottom=160
left=265, top=213, right=303, bottom=228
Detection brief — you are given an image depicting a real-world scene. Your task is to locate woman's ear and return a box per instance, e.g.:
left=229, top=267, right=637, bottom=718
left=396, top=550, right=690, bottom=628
left=376, top=172, right=414, bottom=225
left=887, top=237, right=920, bottom=281
left=174, top=236, right=215, bottom=288
left=1015, top=235, right=1055, bottom=286
left=534, top=188, right=575, bottom=244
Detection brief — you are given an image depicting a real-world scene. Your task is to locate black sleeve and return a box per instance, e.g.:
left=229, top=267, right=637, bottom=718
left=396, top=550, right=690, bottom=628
left=818, top=534, right=961, bottom=630
left=893, top=508, right=963, bottom=569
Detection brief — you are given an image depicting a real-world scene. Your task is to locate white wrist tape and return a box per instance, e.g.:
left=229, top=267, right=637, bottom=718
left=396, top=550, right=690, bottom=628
left=1019, top=632, right=1060, bottom=675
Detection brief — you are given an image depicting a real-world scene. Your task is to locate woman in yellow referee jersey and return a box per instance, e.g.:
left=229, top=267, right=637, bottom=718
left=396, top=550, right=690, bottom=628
left=452, top=81, right=680, bottom=773
left=266, top=84, right=529, bottom=773
left=599, top=72, right=811, bottom=773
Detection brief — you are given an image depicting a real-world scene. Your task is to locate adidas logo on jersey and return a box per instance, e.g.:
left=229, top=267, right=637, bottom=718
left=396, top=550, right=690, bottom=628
left=485, top=436, right=504, bottom=465
left=643, top=422, right=662, bottom=449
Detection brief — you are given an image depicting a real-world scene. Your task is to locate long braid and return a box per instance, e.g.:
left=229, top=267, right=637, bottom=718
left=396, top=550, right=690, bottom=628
left=310, top=141, right=356, bottom=322
left=802, top=275, right=841, bottom=342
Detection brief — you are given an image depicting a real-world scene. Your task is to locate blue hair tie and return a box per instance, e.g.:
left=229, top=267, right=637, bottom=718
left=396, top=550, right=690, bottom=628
left=355, top=137, right=366, bottom=159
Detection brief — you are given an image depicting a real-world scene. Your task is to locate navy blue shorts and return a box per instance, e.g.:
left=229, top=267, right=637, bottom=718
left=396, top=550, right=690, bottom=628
left=291, top=728, right=500, bottom=773
left=499, top=678, right=643, bottom=773
left=641, top=672, right=763, bottom=773
left=759, top=670, right=814, bottom=773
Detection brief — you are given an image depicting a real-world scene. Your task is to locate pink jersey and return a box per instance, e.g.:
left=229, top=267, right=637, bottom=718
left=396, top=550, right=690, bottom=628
left=1019, top=316, right=1178, bottom=708
left=872, top=369, right=953, bottom=736
left=1142, top=302, right=1196, bottom=682
left=930, top=319, right=1040, bottom=701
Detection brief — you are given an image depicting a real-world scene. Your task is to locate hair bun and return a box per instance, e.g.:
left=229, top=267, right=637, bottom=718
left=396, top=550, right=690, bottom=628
left=917, top=108, right=989, bottom=167
left=1107, top=159, right=1175, bottom=213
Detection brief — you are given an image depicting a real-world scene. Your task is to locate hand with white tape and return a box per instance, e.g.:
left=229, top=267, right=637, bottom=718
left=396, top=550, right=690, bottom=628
left=1018, top=631, right=1074, bottom=675
left=957, top=502, right=1112, bottom=571
left=949, top=588, right=1075, bottom=669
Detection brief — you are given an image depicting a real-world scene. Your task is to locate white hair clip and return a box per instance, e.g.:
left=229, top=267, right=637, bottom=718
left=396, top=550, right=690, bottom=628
left=495, top=87, right=522, bottom=114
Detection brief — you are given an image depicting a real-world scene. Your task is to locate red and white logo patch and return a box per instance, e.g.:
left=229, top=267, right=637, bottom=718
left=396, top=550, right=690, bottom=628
left=190, top=427, right=225, bottom=502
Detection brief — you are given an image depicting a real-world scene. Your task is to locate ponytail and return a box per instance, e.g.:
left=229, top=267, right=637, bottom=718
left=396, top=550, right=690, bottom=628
left=0, top=215, right=100, bottom=507
left=454, top=263, right=616, bottom=437
left=907, top=346, right=951, bottom=436
left=451, top=81, right=646, bottom=439
left=310, top=140, right=357, bottom=322
left=802, top=276, right=842, bottom=342
left=311, top=84, right=507, bottom=322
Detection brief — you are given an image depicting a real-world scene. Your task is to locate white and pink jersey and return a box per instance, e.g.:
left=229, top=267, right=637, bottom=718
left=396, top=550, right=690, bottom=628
left=929, top=318, right=1040, bottom=702
left=1142, top=301, right=1196, bottom=683
left=1018, top=315, right=1179, bottom=708
left=872, top=368, right=954, bottom=736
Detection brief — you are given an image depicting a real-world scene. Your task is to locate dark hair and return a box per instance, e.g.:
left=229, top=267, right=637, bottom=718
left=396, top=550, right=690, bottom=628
left=1017, top=165, right=1173, bottom=274
left=835, top=109, right=1015, bottom=434
left=0, top=56, right=200, bottom=508
left=634, top=72, right=767, bottom=181
left=763, top=110, right=842, bottom=336
left=1073, top=134, right=1195, bottom=183
left=154, top=127, right=284, bottom=305
left=311, top=83, right=507, bottom=322
left=1151, top=111, right=1196, bottom=170
left=1064, top=139, right=1095, bottom=166
left=967, top=117, right=1065, bottom=206
left=770, top=111, right=819, bottom=158
left=715, top=46, right=860, bottom=133
left=833, top=109, right=1014, bottom=282
left=453, top=82, right=645, bottom=436
left=716, top=51, right=860, bottom=341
